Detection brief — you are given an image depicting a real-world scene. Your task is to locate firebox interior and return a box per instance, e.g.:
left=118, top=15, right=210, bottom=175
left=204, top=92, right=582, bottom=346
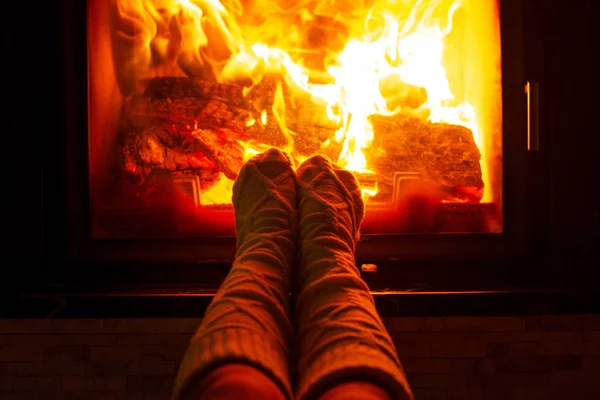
left=88, top=0, right=503, bottom=237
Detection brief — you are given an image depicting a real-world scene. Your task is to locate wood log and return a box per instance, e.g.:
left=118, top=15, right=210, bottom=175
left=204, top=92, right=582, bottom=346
left=244, top=76, right=277, bottom=113
left=369, top=115, right=484, bottom=201
left=125, top=93, right=291, bottom=149
left=125, top=95, right=253, bottom=134
left=143, top=77, right=245, bottom=107
left=190, top=128, right=245, bottom=180
left=288, top=93, right=341, bottom=131
left=243, top=80, right=343, bottom=155
left=119, top=125, right=244, bottom=184
left=290, top=122, right=341, bottom=159
left=141, top=77, right=341, bottom=157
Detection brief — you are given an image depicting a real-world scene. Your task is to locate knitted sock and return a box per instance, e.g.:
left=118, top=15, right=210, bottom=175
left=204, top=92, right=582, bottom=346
left=173, top=148, right=297, bottom=400
left=294, top=155, right=413, bottom=400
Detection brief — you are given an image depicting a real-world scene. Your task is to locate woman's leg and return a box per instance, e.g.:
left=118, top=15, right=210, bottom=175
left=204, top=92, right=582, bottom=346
left=294, top=155, right=413, bottom=400
left=183, top=364, right=286, bottom=400
left=173, top=149, right=297, bottom=400
left=318, top=382, right=392, bottom=400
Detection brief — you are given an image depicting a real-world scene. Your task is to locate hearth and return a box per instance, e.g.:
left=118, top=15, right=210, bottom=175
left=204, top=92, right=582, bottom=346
left=61, top=0, right=530, bottom=266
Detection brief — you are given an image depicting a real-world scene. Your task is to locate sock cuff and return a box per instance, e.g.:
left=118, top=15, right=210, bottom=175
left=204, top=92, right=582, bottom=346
left=296, top=344, right=413, bottom=400
left=173, top=327, right=293, bottom=400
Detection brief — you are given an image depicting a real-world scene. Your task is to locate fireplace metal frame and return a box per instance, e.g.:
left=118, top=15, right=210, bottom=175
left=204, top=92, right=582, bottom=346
left=46, top=0, right=534, bottom=286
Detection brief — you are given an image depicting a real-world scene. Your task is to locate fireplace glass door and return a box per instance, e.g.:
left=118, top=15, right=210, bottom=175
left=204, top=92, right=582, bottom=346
left=88, top=0, right=503, bottom=237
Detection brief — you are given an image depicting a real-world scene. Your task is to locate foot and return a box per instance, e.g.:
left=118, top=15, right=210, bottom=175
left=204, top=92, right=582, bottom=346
left=294, top=156, right=413, bottom=400
left=232, top=148, right=297, bottom=267
left=296, top=154, right=364, bottom=253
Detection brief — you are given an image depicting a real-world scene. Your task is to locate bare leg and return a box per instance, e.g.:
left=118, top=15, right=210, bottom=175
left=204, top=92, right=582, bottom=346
left=294, top=155, right=413, bottom=400
left=174, top=149, right=297, bottom=400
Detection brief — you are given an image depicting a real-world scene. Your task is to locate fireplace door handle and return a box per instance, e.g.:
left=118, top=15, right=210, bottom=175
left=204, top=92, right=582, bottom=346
left=525, top=80, right=540, bottom=152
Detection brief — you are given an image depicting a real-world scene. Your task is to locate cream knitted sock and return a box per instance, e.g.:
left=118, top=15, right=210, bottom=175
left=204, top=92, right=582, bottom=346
left=294, top=155, right=413, bottom=400
left=173, top=148, right=296, bottom=400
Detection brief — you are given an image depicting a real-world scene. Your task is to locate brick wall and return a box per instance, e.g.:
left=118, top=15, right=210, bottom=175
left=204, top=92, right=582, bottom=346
left=1, top=315, right=599, bottom=399
left=386, top=315, right=600, bottom=399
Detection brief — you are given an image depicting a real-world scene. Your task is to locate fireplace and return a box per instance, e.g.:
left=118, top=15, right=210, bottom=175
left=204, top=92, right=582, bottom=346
left=61, top=0, right=528, bottom=267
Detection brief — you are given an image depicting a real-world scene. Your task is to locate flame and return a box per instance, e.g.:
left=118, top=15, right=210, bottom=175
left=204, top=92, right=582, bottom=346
left=113, top=0, right=499, bottom=205
left=200, top=173, right=235, bottom=205
left=236, top=139, right=274, bottom=162
left=361, top=182, right=379, bottom=201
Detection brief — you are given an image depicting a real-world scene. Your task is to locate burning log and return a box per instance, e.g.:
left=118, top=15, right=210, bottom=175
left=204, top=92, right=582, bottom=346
left=119, top=125, right=245, bottom=186
left=288, top=93, right=341, bottom=131
left=369, top=115, right=484, bottom=201
left=116, top=77, right=288, bottom=206
left=145, top=75, right=284, bottom=119
left=190, top=128, right=246, bottom=180
left=289, top=121, right=341, bottom=159
left=122, top=79, right=251, bottom=182
left=243, top=76, right=278, bottom=113
left=143, top=77, right=245, bottom=107
left=128, top=78, right=292, bottom=148
left=141, top=77, right=341, bottom=158
left=126, top=95, right=253, bottom=134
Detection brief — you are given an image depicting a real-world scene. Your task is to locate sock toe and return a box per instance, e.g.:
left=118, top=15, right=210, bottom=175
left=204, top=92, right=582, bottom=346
left=232, top=148, right=297, bottom=249
left=296, top=154, right=333, bottom=185
left=254, top=148, right=295, bottom=182
left=297, top=155, right=364, bottom=239
left=233, top=149, right=295, bottom=212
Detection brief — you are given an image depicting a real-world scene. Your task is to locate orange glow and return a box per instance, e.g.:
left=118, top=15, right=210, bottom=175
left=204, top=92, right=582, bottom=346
left=89, top=0, right=503, bottom=235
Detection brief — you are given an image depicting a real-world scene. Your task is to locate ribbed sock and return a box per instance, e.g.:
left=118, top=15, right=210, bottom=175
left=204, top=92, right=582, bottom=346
left=173, top=148, right=297, bottom=400
left=294, top=155, right=413, bottom=400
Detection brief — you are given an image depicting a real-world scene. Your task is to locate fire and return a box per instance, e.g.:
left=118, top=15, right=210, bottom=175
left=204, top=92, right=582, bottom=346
left=199, top=172, right=234, bottom=205
left=111, top=0, right=499, bottom=205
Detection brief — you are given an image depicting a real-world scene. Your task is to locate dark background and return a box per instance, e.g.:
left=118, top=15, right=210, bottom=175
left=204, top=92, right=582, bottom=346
left=2, top=0, right=598, bottom=290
